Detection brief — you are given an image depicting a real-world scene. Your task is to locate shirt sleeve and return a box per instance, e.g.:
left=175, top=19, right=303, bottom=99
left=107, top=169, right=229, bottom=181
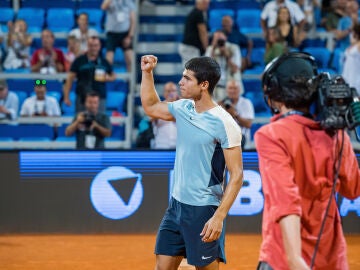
left=255, top=129, right=302, bottom=222
left=7, top=93, right=19, bottom=120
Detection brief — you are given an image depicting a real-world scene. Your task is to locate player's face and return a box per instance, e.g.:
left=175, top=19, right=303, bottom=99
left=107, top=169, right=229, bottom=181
left=178, top=69, right=202, bottom=100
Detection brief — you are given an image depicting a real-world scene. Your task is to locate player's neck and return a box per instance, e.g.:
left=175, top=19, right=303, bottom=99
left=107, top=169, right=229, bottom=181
left=194, top=97, right=217, bottom=113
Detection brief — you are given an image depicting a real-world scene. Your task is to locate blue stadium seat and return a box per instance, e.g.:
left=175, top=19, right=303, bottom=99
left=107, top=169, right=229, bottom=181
left=7, top=79, right=34, bottom=95
left=106, top=80, right=129, bottom=93
left=45, top=79, right=63, bottom=93
left=303, top=47, right=331, bottom=69
left=77, top=8, right=103, bottom=32
left=20, top=0, right=76, bottom=9
left=111, top=124, right=125, bottom=140
left=243, top=79, right=262, bottom=94
left=14, top=91, right=28, bottom=112
left=57, top=124, right=70, bottom=137
left=0, top=124, right=54, bottom=140
left=18, top=137, right=52, bottom=141
left=46, top=8, right=75, bottom=32
left=250, top=47, right=265, bottom=68
left=61, top=92, right=76, bottom=116
left=250, top=123, right=265, bottom=141
left=55, top=136, right=75, bottom=142
left=236, top=9, right=262, bottom=34
left=330, top=48, right=344, bottom=73
left=47, top=91, right=62, bottom=102
left=78, top=0, right=103, bottom=9
left=208, top=9, right=235, bottom=33
left=0, top=8, right=15, bottom=32
left=114, top=48, right=126, bottom=66
left=17, top=8, right=45, bottom=33
left=106, top=91, right=127, bottom=113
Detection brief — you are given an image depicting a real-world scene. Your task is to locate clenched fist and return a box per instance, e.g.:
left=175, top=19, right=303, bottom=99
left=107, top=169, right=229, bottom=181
left=141, top=55, right=158, bottom=73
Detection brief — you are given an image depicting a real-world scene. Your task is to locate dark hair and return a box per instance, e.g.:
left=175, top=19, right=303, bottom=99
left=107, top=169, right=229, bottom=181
left=262, top=52, right=318, bottom=109
left=184, top=56, right=221, bottom=95
left=352, top=22, right=360, bottom=40
left=85, top=91, right=100, bottom=99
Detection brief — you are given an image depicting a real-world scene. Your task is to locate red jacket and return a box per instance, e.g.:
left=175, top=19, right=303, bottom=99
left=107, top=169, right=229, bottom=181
left=255, top=113, right=360, bottom=270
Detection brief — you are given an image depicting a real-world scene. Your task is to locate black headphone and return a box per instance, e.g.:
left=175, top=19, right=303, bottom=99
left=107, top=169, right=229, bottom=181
left=262, top=52, right=318, bottom=95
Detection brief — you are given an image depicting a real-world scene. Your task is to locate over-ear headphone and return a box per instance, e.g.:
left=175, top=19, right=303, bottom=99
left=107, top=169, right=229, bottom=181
left=262, top=52, right=318, bottom=96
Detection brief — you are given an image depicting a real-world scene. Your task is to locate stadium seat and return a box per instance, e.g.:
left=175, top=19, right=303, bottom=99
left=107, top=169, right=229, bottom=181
left=45, top=80, right=63, bottom=93
left=111, top=124, right=125, bottom=140
left=250, top=47, right=265, bottom=68
left=7, top=79, right=34, bottom=95
left=208, top=9, right=235, bottom=33
left=46, top=91, right=62, bottom=102
left=0, top=124, right=54, bottom=140
left=46, top=8, right=75, bottom=32
left=106, top=91, right=127, bottom=113
left=18, top=137, right=52, bottom=141
left=14, top=91, right=28, bottom=112
left=250, top=123, right=265, bottom=141
left=330, top=48, right=344, bottom=73
left=77, top=8, right=104, bottom=32
left=106, top=80, right=129, bottom=93
left=303, top=47, right=331, bottom=69
left=0, top=8, right=15, bottom=32
left=243, top=79, right=262, bottom=94
left=236, top=9, right=262, bottom=34
left=61, top=92, right=76, bottom=116
left=17, top=8, right=45, bottom=33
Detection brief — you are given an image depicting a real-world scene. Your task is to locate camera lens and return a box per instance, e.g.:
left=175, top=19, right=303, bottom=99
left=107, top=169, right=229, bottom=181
left=217, top=39, right=225, bottom=47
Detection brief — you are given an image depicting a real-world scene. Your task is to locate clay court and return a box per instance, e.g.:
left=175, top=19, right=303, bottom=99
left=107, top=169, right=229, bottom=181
left=1, top=234, right=359, bottom=270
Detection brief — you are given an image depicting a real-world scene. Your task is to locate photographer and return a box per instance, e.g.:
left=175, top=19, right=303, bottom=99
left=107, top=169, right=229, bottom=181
left=255, top=52, right=360, bottom=269
left=205, top=30, right=242, bottom=101
left=219, top=79, right=254, bottom=149
left=65, top=91, right=111, bottom=149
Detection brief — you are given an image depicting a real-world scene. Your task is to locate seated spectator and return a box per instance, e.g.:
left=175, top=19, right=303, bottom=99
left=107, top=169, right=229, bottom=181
left=151, top=82, right=179, bottom=149
left=0, top=79, right=19, bottom=121
left=264, top=27, right=288, bottom=65
left=30, top=29, right=66, bottom=74
left=63, top=36, right=116, bottom=113
left=65, top=91, right=111, bottom=149
left=3, top=19, right=33, bottom=70
left=69, top=12, right=99, bottom=53
left=20, top=79, right=61, bottom=117
left=342, top=23, right=360, bottom=96
left=276, top=6, right=306, bottom=48
left=323, top=0, right=346, bottom=33
left=205, top=30, right=242, bottom=101
left=64, top=35, right=82, bottom=72
left=261, top=0, right=306, bottom=36
left=335, top=0, right=359, bottom=51
left=218, top=79, right=254, bottom=150
left=221, top=15, right=254, bottom=72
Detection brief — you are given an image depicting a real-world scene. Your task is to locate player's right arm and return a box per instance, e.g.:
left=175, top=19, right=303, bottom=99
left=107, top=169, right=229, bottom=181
left=140, top=55, right=174, bottom=121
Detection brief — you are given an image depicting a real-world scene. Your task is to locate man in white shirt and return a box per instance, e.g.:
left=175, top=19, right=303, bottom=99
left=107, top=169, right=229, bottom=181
left=219, top=79, right=255, bottom=149
left=20, top=79, right=61, bottom=117
left=260, top=0, right=305, bottom=34
left=0, top=80, right=19, bottom=120
left=69, top=13, right=99, bottom=53
left=151, top=82, right=179, bottom=149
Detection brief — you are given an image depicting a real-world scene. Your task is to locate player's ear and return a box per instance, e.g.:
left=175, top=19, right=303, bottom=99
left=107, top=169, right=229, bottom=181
left=200, top=81, right=209, bottom=91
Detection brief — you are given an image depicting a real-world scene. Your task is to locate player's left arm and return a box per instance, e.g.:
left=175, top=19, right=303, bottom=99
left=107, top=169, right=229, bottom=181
left=200, top=146, right=243, bottom=242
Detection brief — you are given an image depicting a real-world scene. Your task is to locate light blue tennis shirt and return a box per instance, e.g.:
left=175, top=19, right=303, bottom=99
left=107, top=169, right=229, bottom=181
left=168, top=99, right=242, bottom=206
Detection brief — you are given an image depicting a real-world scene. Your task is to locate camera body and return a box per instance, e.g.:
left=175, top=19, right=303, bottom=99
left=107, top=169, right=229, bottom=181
left=312, top=72, right=360, bottom=131
left=223, top=97, right=233, bottom=109
left=217, top=39, right=226, bottom=47
left=83, top=112, right=96, bottom=128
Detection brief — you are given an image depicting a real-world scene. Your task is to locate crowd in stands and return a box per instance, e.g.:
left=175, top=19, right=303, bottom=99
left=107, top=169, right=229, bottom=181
left=1, top=0, right=360, bottom=149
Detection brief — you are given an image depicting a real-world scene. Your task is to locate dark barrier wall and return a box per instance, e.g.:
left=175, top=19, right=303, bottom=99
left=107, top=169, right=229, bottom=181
left=0, top=151, right=359, bottom=234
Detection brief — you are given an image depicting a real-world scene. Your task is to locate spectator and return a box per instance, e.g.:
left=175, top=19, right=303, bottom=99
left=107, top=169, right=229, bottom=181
left=151, top=82, right=179, bottom=149
left=64, top=35, right=82, bottom=72
left=323, top=0, right=347, bottom=32
left=178, top=0, right=210, bottom=67
left=0, top=79, right=19, bottom=121
left=335, top=0, right=359, bottom=51
left=65, top=91, right=111, bottom=149
left=205, top=30, right=242, bottom=101
left=218, top=79, right=254, bottom=150
left=63, top=36, right=116, bottom=113
left=260, top=0, right=306, bottom=36
left=30, top=29, right=66, bottom=74
left=342, top=23, right=360, bottom=96
left=264, top=27, right=288, bottom=65
left=69, top=13, right=99, bottom=53
left=101, top=0, right=136, bottom=72
left=296, top=0, right=321, bottom=33
left=221, top=15, right=254, bottom=72
left=275, top=6, right=306, bottom=48
left=3, top=19, right=33, bottom=70
left=20, top=79, right=61, bottom=117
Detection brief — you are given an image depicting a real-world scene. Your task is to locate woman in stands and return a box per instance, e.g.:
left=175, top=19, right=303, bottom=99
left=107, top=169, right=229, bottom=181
left=4, top=19, right=33, bottom=70
left=264, top=27, right=287, bottom=65
left=275, top=6, right=306, bottom=48
left=342, top=22, right=360, bottom=96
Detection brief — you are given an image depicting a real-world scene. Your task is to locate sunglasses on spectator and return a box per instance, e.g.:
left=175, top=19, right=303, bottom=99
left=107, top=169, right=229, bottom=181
left=35, top=79, right=47, bottom=86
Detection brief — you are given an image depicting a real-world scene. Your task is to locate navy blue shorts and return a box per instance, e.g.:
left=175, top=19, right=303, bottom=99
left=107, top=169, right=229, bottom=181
left=155, top=197, right=226, bottom=267
left=106, top=31, right=133, bottom=52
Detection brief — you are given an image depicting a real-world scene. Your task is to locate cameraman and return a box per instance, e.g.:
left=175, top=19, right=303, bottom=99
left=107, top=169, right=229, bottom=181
left=65, top=91, right=111, bottom=149
left=219, top=79, right=254, bottom=149
left=205, top=30, right=242, bottom=101
left=255, top=52, right=360, bottom=269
